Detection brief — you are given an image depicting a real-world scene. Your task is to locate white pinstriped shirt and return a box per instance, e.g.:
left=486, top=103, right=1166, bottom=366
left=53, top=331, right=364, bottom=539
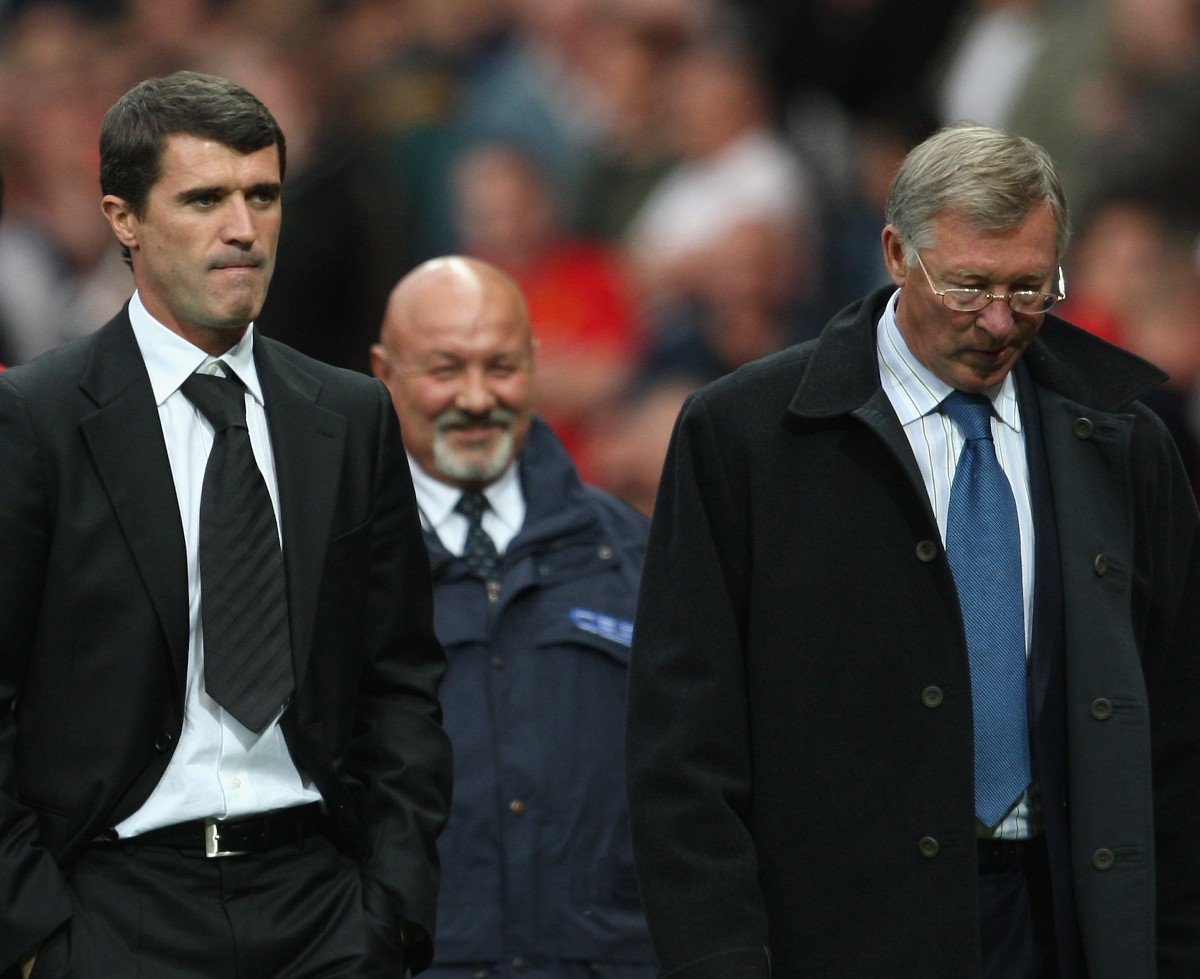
left=876, top=289, right=1040, bottom=840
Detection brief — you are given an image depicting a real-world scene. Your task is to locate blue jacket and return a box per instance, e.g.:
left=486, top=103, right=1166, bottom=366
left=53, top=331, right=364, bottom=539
left=424, top=419, right=655, bottom=968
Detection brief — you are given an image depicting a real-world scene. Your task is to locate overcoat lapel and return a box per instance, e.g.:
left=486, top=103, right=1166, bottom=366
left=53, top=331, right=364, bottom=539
left=254, top=338, right=346, bottom=689
left=78, top=312, right=190, bottom=691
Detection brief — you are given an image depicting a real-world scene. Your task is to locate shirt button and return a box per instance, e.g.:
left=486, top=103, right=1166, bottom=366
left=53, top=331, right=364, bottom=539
left=512, top=957, right=528, bottom=971
left=509, top=799, right=527, bottom=815
left=597, top=545, right=613, bottom=560
left=491, top=656, right=505, bottom=669
left=232, top=777, right=242, bottom=789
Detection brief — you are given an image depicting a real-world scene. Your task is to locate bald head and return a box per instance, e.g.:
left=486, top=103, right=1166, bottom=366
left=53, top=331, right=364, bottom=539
left=372, top=256, right=537, bottom=488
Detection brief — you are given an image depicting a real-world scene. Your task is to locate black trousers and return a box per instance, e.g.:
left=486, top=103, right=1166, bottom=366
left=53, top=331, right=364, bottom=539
left=979, top=835, right=1061, bottom=979
left=28, top=831, right=404, bottom=979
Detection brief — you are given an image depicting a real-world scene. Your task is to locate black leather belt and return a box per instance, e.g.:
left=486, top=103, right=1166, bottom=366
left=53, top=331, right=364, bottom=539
left=977, top=835, right=1044, bottom=874
left=98, top=803, right=328, bottom=858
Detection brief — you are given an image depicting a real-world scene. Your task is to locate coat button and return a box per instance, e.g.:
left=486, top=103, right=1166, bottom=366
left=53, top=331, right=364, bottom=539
left=1093, top=554, right=1108, bottom=576
left=1092, top=848, right=1115, bottom=871
left=1091, top=698, right=1113, bottom=720
left=915, top=540, right=939, bottom=562
left=597, top=546, right=613, bottom=560
left=918, top=836, right=940, bottom=858
left=921, top=686, right=944, bottom=708
left=509, top=799, right=527, bottom=815
left=1072, top=418, right=1095, bottom=439
left=154, top=730, right=175, bottom=753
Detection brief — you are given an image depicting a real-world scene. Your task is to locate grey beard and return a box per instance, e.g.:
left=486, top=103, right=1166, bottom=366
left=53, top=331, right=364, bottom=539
left=431, top=410, right=516, bottom=485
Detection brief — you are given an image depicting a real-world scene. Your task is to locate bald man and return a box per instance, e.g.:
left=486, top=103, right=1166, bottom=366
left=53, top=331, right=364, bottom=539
left=371, top=257, right=656, bottom=979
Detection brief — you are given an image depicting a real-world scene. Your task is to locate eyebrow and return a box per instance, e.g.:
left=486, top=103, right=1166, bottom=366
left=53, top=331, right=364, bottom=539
left=174, top=181, right=282, bottom=204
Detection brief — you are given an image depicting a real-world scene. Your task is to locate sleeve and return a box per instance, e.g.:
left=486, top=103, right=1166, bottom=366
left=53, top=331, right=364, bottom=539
left=0, top=376, right=74, bottom=969
left=624, top=393, right=772, bottom=979
left=350, top=382, right=453, bottom=973
left=1133, top=408, right=1200, bottom=976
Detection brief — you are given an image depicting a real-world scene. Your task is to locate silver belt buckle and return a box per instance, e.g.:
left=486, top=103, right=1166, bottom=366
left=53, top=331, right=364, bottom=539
left=204, top=818, right=249, bottom=858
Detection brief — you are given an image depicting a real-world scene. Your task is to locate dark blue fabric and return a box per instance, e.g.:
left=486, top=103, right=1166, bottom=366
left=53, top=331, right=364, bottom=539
left=423, top=419, right=655, bottom=969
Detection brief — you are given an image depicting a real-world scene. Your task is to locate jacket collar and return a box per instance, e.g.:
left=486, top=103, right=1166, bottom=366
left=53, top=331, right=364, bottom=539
left=787, top=285, right=1168, bottom=421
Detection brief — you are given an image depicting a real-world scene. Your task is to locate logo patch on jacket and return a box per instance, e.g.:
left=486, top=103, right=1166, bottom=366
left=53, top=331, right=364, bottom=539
left=569, top=607, right=634, bottom=647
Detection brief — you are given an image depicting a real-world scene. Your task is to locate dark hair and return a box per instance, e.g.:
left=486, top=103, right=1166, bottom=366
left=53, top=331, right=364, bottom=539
left=100, top=70, right=286, bottom=217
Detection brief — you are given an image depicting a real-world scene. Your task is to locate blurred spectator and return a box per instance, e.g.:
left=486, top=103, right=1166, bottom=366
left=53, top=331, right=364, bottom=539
left=809, top=101, right=936, bottom=328
left=929, top=0, right=1051, bottom=128
left=202, top=33, right=387, bottom=373
left=569, top=6, right=687, bottom=242
left=348, top=0, right=512, bottom=274
left=588, top=379, right=696, bottom=517
left=1056, top=196, right=1200, bottom=493
left=624, top=39, right=815, bottom=310
left=635, top=217, right=806, bottom=390
left=1006, top=0, right=1200, bottom=229
left=453, top=141, right=642, bottom=481
left=0, top=4, right=133, bottom=365
left=731, top=0, right=967, bottom=121
left=454, top=0, right=609, bottom=218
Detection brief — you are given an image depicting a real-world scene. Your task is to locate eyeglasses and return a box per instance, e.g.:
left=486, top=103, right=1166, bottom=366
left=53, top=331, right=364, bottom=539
left=914, top=251, right=1066, bottom=314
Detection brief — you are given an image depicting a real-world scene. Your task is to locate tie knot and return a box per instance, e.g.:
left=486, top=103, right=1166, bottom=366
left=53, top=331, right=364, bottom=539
left=181, top=369, right=248, bottom=432
left=456, top=489, right=489, bottom=523
left=941, top=390, right=994, bottom=442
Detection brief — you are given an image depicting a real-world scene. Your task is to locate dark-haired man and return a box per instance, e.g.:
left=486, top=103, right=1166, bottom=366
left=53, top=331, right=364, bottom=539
left=0, top=71, right=451, bottom=978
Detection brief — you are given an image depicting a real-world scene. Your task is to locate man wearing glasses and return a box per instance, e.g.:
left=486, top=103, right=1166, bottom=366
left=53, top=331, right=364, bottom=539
left=626, top=124, right=1200, bottom=978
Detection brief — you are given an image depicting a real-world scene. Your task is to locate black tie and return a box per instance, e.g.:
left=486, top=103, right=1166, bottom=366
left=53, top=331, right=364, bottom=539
left=456, top=489, right=500, bottom=581
left=181, top=369, right=293, bottom=733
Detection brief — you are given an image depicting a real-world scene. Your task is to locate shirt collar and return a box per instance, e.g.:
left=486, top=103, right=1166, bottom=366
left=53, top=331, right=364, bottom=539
left=877, top=288, right=1021, bottom=434
left=407, top=452, right=525, bottom=535
left=128, top=290, right=266, bottom=407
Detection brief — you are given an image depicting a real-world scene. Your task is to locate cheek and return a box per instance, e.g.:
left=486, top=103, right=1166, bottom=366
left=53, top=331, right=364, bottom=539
left=496, top=376, right=532, bottom=409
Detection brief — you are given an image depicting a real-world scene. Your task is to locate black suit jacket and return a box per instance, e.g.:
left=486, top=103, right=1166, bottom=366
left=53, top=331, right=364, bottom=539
left=0, top=308, right=452, bottom=969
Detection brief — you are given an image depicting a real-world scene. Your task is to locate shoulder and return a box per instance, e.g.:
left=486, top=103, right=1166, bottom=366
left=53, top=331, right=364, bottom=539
left=582, top=484, right=650, bottom=546
left=256, top=335, right=388, bottom=411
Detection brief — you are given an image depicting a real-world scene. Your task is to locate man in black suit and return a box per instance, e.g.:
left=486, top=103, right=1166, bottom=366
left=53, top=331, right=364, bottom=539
left=0, top=71, right=452, bottom=978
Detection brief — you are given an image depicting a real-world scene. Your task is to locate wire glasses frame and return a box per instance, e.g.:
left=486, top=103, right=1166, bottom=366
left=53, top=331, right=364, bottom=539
left=914, top=251, right=1066, bottom=314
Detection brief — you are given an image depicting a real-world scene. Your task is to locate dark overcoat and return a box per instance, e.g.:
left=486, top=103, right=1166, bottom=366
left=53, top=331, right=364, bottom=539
left=626, top=287, right=1200, bottom=978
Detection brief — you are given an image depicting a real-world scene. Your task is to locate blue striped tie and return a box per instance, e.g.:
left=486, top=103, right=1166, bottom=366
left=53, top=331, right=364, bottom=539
left=942, top=391, right=1031, bottom=828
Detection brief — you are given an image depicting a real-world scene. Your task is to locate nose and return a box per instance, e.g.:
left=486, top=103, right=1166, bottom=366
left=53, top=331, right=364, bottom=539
left=975, top=295, right=1018, bottom=340
left=222, top=195, right=257, bottom=246
left=455, top=367, right=497, bottom=415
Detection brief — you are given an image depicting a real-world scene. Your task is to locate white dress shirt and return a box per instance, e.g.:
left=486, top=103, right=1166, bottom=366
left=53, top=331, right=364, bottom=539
left=115, top=292, right=320, bottom=838
left=877, top=290, right=1040, bottom=840
left=406, top=453, right=526, bottom=557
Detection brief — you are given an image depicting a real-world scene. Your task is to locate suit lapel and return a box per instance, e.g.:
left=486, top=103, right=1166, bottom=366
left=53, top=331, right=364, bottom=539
left=254, top=338, right=346, bottom=688
left=78, top=312, right=190, bottom=690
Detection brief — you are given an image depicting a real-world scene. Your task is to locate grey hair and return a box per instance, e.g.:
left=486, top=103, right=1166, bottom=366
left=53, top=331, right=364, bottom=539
left=885, top=123, right=1070, bottom=265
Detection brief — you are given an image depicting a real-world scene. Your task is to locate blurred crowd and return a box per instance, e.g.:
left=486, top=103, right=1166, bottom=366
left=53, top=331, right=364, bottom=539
left=1, top=0, right=1198, bottom=512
